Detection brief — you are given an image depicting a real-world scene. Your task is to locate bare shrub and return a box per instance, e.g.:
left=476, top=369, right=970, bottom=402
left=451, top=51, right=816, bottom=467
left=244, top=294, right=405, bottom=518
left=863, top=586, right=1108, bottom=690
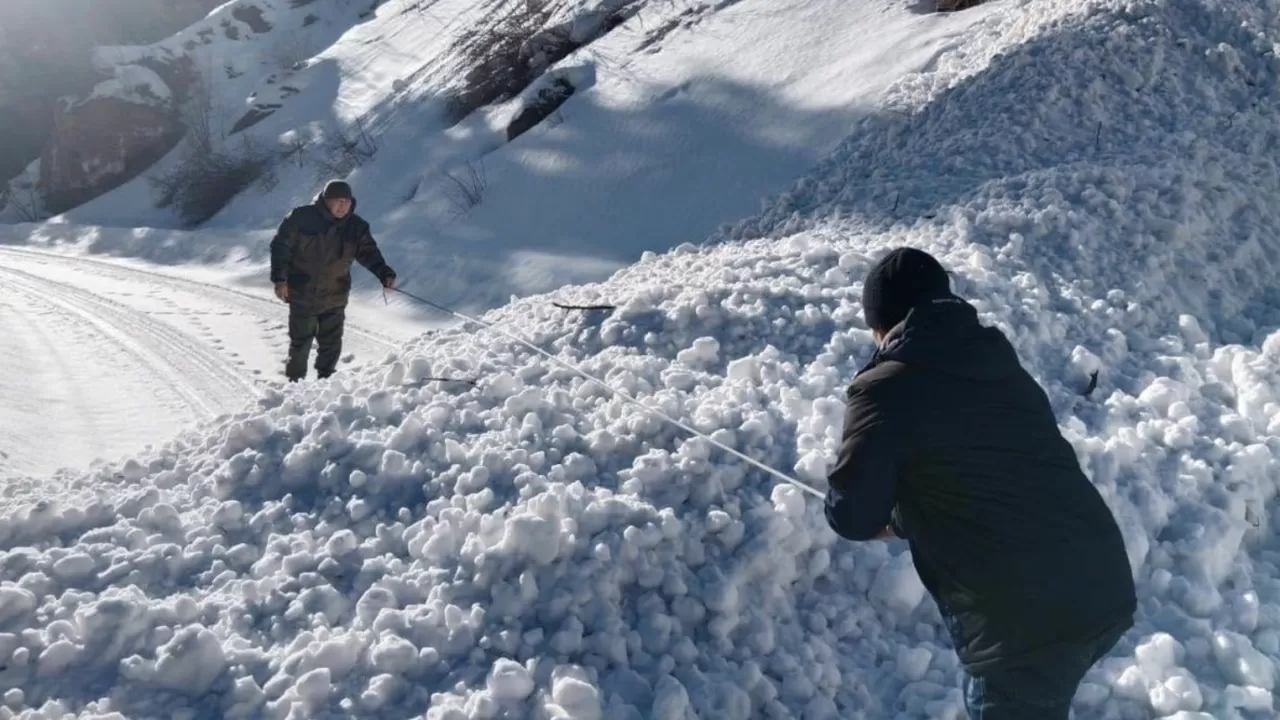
left=1, top=180, right=45, bottom=222
left=180, top=63, right=228, bottom=156
left=150, top=137, right=271, bottom=226
left=313, top=118, right=379, bottom=177
left=443, top=0, right=557, bottom=122
left=147, top=66, right=271, bottom=226
left=442, top=159, right=488, bottom=216
left=268, top=29, right=313, bottom=71
left=281, top=132, right=310, bottom=168
left=443, top=1, right=633, bottom=123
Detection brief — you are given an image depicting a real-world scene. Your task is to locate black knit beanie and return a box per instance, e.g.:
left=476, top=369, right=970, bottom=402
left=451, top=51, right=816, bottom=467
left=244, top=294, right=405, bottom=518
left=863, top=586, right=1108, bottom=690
left=861, top=247, right=952, bottom=331
left=321, top=179, right=353, bottom=200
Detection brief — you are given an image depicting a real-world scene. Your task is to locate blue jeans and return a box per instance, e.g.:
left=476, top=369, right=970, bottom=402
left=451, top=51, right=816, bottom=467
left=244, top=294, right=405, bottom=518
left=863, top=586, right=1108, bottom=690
left=963, top=623, right=1127, bottom=719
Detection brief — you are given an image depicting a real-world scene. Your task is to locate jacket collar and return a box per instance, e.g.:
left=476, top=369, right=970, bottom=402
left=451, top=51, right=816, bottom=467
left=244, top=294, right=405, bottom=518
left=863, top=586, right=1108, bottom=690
left=855, top=295, right=1023, bottom=382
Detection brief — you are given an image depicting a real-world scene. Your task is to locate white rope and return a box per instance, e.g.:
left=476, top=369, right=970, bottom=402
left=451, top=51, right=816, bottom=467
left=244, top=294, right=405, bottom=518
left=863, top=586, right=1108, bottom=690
left=393, top=288, right=827, bottom=499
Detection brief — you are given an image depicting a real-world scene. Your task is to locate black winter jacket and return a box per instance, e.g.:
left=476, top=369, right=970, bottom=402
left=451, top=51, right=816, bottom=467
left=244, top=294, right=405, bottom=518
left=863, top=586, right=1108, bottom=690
left=269, top=194, right=395, bottom=312
left=825, top=296, right=1136, bottom=672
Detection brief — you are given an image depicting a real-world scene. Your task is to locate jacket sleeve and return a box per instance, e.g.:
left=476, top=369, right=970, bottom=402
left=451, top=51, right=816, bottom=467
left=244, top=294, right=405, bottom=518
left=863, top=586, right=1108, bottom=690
left=269, top=211, right=296, bottom=284
left=824, top=381, right=909, bottom=541
left=354, top=222, right=395, bottom=281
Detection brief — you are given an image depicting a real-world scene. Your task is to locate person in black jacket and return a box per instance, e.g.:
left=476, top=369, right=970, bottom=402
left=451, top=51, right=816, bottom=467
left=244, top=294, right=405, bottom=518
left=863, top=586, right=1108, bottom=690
left=825, top=247, right=1136, bottom=719
left=269, top=180, right=396, bottom=381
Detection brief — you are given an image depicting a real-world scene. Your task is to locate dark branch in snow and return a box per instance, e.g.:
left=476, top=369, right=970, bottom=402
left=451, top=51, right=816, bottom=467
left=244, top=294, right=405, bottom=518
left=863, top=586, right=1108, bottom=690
left=1081, top=370, right=1099, bottom=397
left=552, top=301, right=616, bottom=311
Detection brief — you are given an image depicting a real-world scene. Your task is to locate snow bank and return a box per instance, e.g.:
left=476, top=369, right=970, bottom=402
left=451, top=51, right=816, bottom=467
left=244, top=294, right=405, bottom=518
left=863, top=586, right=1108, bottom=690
left=5, top=0, right=1280, bottom=718
left=0, top=236, right=966, bottom=719
left=722, top=0, right=1280, bottom=346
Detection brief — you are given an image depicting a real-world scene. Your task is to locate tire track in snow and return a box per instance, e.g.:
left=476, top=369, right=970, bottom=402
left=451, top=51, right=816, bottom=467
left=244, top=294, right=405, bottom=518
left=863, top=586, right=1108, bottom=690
left=0, top=265, right=258, bottom=418
left=0, top=246, right=401, bottom=352
left=0, top=279, right=111, bottom=471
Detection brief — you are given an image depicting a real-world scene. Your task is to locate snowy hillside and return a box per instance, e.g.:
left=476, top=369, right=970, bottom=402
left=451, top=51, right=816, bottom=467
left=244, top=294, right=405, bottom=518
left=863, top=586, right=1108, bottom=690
left=4, top=0, right=1280, bottom=719
left=0, top=0, right=997, bottom=479
left=3, top=0, right=997, bottom=315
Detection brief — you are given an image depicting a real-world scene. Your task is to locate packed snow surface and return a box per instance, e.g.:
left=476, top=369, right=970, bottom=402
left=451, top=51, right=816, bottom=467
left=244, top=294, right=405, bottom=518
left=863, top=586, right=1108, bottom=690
left=4, top=0, right=1280, bottom=718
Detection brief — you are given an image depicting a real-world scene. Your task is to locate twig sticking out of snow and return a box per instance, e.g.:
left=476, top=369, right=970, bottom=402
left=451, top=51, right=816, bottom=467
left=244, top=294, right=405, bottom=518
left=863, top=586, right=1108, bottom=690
left=1082, top=370, right=1099, bottom=397
left=421, top=376, right=479, bottom=386
left=552, top=301, right=617, bottom=311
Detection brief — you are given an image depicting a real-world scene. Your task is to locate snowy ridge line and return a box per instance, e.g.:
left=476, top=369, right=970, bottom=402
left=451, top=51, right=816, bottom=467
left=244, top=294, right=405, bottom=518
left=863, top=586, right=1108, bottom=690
left=0, top=246, right=401, bottom=351
left=391, top=286, right=828, bottom=499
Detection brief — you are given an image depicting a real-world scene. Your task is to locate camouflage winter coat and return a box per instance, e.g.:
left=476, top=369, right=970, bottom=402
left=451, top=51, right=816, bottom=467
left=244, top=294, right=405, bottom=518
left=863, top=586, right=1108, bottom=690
left=269, top=194, right=396, bottom=312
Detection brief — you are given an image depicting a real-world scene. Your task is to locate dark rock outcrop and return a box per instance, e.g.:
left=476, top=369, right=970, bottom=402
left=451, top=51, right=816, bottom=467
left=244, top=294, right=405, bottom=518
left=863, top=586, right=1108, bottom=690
left=507, top=78, right=576, bottom=141
left=136, top=54, right=201, bottom=107
left=232, top=5, right=273, bottom=34
left=39, top=96, right=183, bottom=214
left=446, top=3, right=634, bottom=122
left=0, top=0, right=222, bottom=182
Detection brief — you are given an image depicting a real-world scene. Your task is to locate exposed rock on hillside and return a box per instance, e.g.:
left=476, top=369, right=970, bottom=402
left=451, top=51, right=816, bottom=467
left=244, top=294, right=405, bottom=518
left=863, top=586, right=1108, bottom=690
left=39, top=66, right=182, bottom=214
left=0, top=0, right=223, bottom=182
left=446, top=0, right=636, bottom=121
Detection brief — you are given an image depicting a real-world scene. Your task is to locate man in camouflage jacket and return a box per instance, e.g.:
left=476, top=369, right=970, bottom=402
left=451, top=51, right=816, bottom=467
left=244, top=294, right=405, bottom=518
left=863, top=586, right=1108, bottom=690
left=269, top=180, right=396, bottom=381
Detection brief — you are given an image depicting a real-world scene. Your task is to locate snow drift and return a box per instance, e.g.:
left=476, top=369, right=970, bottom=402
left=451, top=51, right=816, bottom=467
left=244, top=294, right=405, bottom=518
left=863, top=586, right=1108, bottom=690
left=3, top=0, right=1280, bottom=719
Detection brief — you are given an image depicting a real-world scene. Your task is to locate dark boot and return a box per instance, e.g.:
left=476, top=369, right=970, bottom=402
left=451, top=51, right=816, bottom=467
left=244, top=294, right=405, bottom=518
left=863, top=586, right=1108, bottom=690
left=286, top=309, right=318, bottom=381
left=314, top=306, right=346, bottom=378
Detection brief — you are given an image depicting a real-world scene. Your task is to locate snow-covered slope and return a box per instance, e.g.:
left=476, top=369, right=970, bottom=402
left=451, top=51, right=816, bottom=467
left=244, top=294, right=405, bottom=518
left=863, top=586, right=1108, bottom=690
left=0, top=0, right=1001, bottom=477
left=0, top=0, right=988, bottom=479
left=4, top=0, right=1280, bottom=719
left=4, top=0, right=997, bottom=315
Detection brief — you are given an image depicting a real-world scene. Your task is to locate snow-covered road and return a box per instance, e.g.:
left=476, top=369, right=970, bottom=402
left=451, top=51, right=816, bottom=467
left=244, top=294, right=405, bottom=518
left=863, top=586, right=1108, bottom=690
left=0, top=246, right=419, bottom=478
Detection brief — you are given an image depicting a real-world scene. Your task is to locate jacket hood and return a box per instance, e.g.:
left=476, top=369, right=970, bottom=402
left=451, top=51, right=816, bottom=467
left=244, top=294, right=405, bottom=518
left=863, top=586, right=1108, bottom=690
left=862, top=295, right=1024, bottom=381
left=314, top=192, right=358, bottom=221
